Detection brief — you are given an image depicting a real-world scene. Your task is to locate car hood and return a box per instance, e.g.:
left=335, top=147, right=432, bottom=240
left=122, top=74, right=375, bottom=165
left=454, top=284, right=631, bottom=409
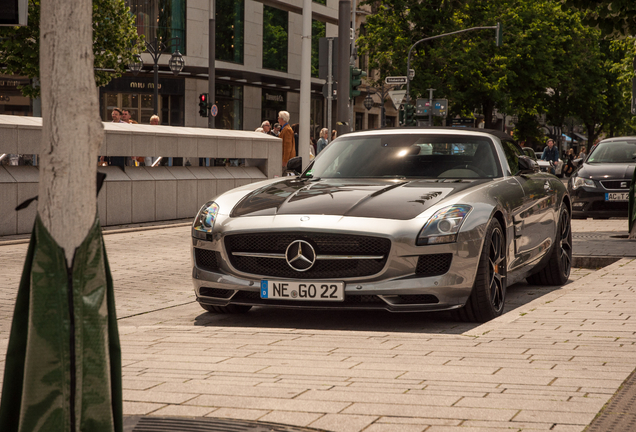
left=230, top=178, right=490, bottom=220
left=577, top=163, right=635, bottom=180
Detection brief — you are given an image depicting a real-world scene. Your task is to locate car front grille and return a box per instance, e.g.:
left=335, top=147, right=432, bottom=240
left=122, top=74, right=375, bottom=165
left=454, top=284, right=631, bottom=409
left=601, top=180, right=631, bottom=190
left=224, top=233, right=391, bottom=279
left=589, top=201, right=628, bottom=212
left=195, top=248, right=220, bottom=272
left=415, top=254, right=452, bottom=277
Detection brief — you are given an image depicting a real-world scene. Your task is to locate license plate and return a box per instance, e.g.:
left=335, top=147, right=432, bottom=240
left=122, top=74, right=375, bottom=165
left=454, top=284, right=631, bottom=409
left=605, top=192, right=629, bottom=201
left=260, top=280, right=345, bottom=301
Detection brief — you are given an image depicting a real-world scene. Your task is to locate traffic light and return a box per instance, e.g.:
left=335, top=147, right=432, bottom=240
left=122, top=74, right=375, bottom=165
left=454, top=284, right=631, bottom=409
left=399, top=108, right=405, bottom=126
left=349, top=66, right=367, bottom=99
left=405, top=104, right=416, bottom=126
left=495, top=22, right=503, bottom=47
left=198, top=93, right=208, bottom=117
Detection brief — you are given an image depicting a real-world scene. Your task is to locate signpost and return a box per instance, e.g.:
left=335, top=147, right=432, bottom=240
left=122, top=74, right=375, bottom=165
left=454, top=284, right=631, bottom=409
left=385, top=76, right=408, bottom=85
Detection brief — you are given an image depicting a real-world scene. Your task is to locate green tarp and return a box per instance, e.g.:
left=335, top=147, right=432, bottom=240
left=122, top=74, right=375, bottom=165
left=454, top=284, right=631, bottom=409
left=0, top=213, right=122, bottom=432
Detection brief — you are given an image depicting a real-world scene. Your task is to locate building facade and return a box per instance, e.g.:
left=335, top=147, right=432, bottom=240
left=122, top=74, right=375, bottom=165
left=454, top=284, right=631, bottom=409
left=97, top=0, right=343, bottom=137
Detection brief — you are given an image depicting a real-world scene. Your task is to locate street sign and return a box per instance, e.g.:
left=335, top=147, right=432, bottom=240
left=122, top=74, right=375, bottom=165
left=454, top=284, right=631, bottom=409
left=452, top=118, right=475, bottom=128
left=388, top=90, right=406, bottom=110
left=433, top=99, right=448, bottom=117
left=416, top=99, right=430, bottom=116
left=210, top=104, right=218, bottom=117
left=385, top=76, right=408, bottom=85
left=409, top=69, right=415, bottom=79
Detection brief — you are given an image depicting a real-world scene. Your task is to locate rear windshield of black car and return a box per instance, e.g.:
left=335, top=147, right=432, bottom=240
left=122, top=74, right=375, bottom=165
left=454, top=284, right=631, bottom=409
left=588, top=141, right=636, bottom=163
left=305, top=134, right=503, bottom=179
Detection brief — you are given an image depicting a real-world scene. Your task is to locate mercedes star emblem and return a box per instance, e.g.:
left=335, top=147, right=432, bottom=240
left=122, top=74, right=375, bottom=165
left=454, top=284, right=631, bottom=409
left=285, top=240, right=316, bottom=272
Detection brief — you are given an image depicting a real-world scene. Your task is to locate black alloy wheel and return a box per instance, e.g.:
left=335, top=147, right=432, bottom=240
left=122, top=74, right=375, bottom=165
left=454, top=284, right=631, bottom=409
left=453, top=218, right=507, bottom=323
left=526, top=205, right=572, bottom=286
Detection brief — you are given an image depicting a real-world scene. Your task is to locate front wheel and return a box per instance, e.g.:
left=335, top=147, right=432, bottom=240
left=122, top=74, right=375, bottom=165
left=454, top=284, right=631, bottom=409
left=453, top=218, right=506, bottom=323
left=526, top=205, right=572, bottom=286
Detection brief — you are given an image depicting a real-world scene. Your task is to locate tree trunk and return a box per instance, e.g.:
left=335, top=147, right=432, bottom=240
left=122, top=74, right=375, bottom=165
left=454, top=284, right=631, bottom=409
left=38, top=0, right=104, bottom=263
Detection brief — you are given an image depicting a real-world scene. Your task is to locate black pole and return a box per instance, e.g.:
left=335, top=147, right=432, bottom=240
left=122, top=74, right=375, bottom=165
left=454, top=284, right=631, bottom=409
left=153, top=62, right=159, bottom=115
left=208, top=1, right=215, bottom=128
left=381, top=82, right=385, bottom=128
left=337, top=0, right=350, bottom=137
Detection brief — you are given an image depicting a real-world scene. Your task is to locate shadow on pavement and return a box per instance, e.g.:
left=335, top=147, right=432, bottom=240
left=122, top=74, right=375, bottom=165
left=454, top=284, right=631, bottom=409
left=190, top=277, right=576, bottom=334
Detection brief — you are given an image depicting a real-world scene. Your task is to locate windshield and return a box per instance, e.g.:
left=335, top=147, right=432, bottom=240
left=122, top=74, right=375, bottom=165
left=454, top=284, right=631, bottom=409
left=588, top=141, right=636, bottom=163
left=305, top=134, right=502, bottom=179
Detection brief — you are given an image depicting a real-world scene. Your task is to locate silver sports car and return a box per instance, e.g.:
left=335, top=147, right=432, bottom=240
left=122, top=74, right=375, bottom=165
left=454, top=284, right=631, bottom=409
left=191, top=128, right=572, bottom=322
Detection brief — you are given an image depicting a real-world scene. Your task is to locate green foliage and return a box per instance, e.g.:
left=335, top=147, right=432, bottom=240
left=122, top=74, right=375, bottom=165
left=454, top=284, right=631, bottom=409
left=0, top=0, right=143, bottom=98
left=357, top=0, right=636, bottom=141
left=563, top=0, right=636, bottom=38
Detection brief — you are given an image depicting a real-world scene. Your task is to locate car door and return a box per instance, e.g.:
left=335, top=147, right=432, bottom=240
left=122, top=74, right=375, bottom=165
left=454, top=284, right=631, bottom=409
left=501, top=141, right=556, bottom=269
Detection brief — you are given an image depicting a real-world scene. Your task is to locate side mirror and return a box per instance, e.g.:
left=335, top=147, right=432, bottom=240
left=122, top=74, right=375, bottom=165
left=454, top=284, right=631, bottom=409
left=285, top=156, right=302, bottom=175
left=518, top=155, right=538, bottom=175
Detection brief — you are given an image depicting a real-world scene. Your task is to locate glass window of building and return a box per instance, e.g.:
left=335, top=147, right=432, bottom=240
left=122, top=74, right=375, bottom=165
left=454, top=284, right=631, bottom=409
left=311, top=20, right=326, bottom=78
left=127, top=0, right=186, bottom=55
left=313, top=0, right=326, bottom=5
left=216, top=0, right=244, bottom=63
left=262, top=6, right=288, bottom=72
left=262, top=89, right=286, bottom=126
left=215, top=84, right=243, bottom=130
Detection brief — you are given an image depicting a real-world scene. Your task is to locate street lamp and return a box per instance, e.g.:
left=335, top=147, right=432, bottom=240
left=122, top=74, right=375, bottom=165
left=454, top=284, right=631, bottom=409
left=129, top=38, right=185, bottom=115
left=363, top=92, right=374, bottom=111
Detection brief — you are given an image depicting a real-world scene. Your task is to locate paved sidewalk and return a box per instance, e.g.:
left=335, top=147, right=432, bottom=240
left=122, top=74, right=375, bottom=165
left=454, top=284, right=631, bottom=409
left=106, top=258, right=636, bottom=432
left=2, top=222, right=636, bottom=431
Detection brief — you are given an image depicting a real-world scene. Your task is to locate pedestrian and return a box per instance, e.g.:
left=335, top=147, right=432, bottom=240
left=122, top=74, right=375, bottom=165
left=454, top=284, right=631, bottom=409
left=122, top=109, right=138, bottom=124
left=291, top=123, right=299, bottom=156
left=331, top=130, right=337, bottom=141
left=310, top=137, right=317, bottom=155
left=261, top=120, right=275, bottom=135
left=111, top=108, right=126, bottom=123
left=273, top=123, right=281, bottom=136
left=563, top=148, right=575, bottom=177
left=277, top=111, right=296, bottom=168
left=541, top=139, right=559, bottom=175
left=255, top=127, right=264, bottom=133
left=578, top=147, right=586, bottom=160
left=149, top=115, right=160, bottom=125
left=316, top=128, right=329, bottom=154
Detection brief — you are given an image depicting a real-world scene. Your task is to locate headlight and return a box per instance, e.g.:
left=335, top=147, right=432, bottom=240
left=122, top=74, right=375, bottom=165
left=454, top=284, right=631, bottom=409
left=417, top=205, right=472, bottom=245
left=572, top=177, right=596, bottom=190
left=192, top=201, right=220, bottom=239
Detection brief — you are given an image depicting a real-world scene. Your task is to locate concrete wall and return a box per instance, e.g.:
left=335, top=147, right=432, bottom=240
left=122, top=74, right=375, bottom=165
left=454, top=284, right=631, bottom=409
left=0, top=115, right=279, bottom=236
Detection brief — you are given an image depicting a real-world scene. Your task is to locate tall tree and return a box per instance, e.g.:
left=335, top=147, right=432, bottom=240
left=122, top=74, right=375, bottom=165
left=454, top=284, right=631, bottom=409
left=0, top=0, right=141, bottom=98
left=563, top=0, right=636, bottom=37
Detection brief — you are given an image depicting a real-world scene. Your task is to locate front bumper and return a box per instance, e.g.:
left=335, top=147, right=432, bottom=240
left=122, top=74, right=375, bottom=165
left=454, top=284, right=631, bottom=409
left=569, top=185, right=629, bottom=219
left=191, top=215, right=486, bottom=312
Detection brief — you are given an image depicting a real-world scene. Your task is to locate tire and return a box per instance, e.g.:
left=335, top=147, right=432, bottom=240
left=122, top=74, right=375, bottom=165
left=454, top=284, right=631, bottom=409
left=526, top=205, right=572, bottom=286
left=452, top=218, right=506, bottom=323
left=200, top=303, right=252, bottom=314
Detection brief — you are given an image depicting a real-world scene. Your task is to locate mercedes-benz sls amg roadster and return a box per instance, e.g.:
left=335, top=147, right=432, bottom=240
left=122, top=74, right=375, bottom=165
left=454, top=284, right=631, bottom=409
left=191, top=128, right=572, bottom=322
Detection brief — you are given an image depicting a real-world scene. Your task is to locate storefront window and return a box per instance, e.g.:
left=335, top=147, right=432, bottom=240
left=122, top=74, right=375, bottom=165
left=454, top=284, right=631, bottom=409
left=127, top=0, right=186, bottom=55
left=263, top=6, right=288, bottom=72
left=216, top=0, right=244, bottom=64
left=262, top=89, right=286, bottom=126
left=99, top=76, right=185, bottom=125
left=311, top=20, right=326, bottom=78
left=215, top=84, right=243, bottom=130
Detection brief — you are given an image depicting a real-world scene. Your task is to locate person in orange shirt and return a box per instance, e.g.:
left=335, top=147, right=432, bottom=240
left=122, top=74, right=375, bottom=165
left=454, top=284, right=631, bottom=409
left=278, top=111, right=296, bottom=168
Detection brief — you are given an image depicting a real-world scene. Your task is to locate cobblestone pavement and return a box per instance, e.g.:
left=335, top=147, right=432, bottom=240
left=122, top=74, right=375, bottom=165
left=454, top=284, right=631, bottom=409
left=2, top=224, right=636, bottom=432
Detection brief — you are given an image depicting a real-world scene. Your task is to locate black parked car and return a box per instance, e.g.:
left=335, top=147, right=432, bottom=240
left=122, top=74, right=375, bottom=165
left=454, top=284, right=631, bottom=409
left=568, top=137, right=636, bottom=219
